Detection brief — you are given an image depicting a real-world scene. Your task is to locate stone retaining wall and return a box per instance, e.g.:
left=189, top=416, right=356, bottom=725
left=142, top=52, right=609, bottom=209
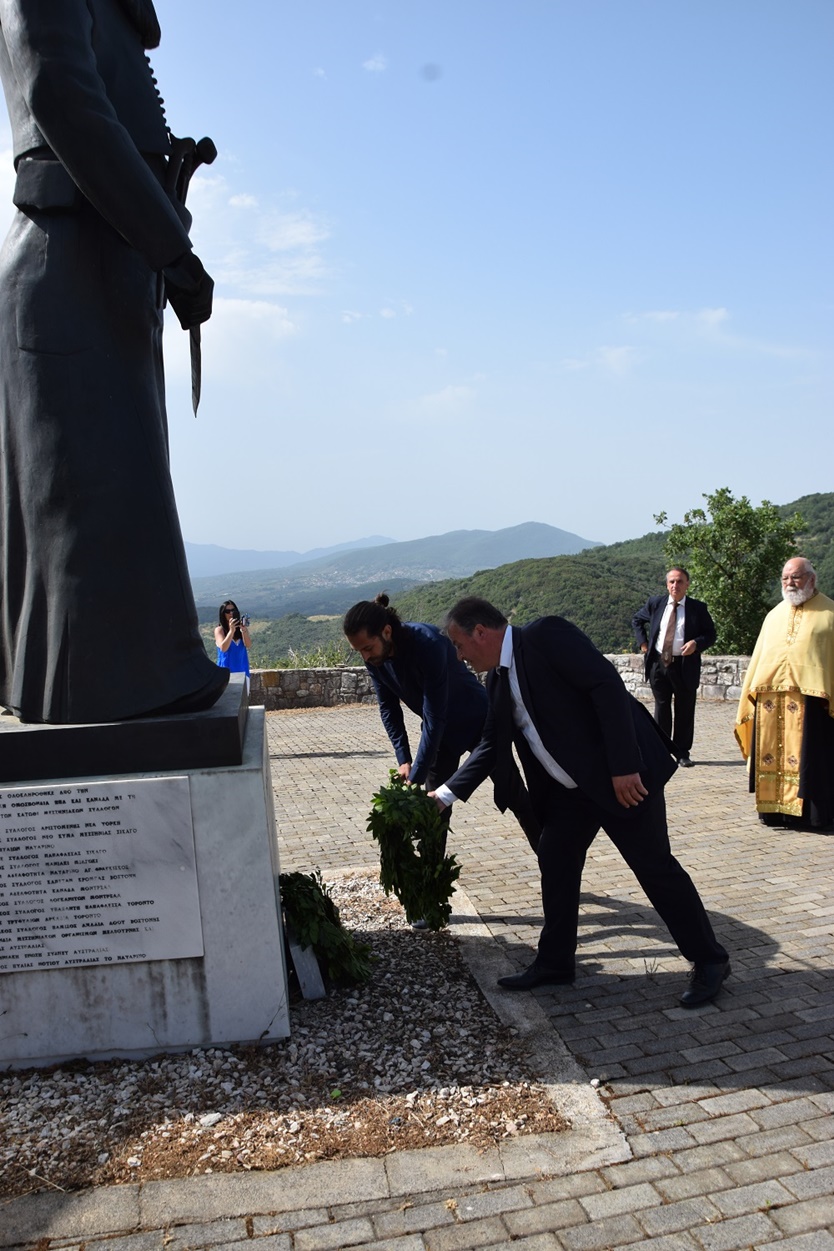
left=610, top=654, right=749, bottom=704
left=250, top=666, right=377, bottom=710
left=249, top=656, right=750, bottom=711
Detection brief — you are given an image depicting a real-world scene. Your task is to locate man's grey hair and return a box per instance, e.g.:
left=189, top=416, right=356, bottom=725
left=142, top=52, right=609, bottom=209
left=783, top=558, right=816, bottom=579
left=441, top=596, right=508, bottom=635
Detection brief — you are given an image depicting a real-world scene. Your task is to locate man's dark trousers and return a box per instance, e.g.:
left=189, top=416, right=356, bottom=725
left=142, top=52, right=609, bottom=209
left=648, top=654, right=698, bottom=757
left=532, top=768, right=727, bottom=977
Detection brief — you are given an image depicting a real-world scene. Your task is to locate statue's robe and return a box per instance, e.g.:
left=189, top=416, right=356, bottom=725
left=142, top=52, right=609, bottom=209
left=0, top=0, right=225, bottom=722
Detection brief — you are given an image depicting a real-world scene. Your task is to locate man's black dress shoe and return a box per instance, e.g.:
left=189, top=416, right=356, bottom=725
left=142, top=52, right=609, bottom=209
left=678, top=753, right=695, bottom=768
left=497, top=962, right=575, bottom=991
left=680, top=959, right=731, bottom=1008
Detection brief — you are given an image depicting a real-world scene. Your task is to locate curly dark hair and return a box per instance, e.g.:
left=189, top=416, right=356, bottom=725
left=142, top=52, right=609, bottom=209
left=343, top=593, right=405, bottom=644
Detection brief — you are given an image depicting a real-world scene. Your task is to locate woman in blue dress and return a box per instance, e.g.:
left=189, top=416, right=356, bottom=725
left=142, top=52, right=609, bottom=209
left=215, top=601, right=251, bottom=676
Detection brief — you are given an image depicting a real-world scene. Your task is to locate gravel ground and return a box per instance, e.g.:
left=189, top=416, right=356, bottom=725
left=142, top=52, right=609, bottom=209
left=0, top=872, right=568, bottom=1202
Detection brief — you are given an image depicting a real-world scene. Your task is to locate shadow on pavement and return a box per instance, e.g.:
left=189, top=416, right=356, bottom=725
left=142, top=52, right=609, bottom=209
left=450, top=892, right=833, bottom=1097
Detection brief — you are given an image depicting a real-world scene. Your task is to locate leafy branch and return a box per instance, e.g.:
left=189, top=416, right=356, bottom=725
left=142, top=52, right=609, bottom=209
left=279, top=869, right=373, bottom=984
left=367, top=772, right=461, bottom=930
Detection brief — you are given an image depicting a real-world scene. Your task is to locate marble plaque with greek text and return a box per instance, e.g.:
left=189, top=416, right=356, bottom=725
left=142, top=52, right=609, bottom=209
left=0, top=777, right=203, bottom=972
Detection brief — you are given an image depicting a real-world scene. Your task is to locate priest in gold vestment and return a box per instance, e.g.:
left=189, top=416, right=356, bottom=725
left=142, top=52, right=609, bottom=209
left=735, top=558, right=834, bottom=831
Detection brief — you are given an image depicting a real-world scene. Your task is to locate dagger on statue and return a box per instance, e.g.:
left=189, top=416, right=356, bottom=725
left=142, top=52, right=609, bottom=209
left=164, top=134, right=218, bottom=415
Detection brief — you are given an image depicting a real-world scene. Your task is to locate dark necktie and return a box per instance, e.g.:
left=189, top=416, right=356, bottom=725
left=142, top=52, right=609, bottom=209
left=661, top=602, right=678, bottom=667
left=495, top=666, right=512, bottom=735
left=492, top=666, right=512, bottom=809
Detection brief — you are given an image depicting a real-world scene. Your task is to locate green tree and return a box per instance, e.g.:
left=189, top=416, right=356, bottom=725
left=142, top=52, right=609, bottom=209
left=655, top=487, right=805, bottom=653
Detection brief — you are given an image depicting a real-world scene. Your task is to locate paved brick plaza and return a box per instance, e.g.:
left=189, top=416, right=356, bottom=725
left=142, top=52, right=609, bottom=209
left=267, top=699, right=834, bottom=1248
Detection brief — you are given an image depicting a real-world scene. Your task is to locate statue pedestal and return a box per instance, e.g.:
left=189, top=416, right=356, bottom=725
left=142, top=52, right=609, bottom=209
left=0, top=692, right=290, bottom=1068
left=0, top=674, right=249, bottom=784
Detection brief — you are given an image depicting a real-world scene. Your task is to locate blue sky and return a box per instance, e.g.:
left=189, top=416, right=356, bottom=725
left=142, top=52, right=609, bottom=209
left=2, top=1, right=831, bottom=551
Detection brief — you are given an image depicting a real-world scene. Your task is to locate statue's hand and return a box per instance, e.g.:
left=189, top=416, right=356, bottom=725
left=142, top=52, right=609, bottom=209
left=164, top=250, right=214, bottom=328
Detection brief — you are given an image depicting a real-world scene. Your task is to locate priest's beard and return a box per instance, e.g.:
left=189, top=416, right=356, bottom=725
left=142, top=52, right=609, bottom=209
left=782, top=584, right=815, bottom=607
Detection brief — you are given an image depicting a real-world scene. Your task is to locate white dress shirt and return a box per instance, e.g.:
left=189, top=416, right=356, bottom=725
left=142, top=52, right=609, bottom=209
left=435, top=626, right=576, bottom=807
left=654, top=595, right=687, bottom=658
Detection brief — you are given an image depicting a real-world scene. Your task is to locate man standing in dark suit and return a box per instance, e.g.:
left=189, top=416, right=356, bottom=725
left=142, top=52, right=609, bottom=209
left=431, top=597, right=729, bottom=1008
left=632, top=568, right=717, bottom=767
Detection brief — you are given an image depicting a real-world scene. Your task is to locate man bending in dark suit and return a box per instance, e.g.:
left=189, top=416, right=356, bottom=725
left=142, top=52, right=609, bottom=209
left=632, top=568, right=717, bottom=767
left=431, top=597, right=729, bottom=1008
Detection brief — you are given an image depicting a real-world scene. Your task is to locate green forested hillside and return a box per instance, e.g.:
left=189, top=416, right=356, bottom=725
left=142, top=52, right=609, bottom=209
left=782, top=493, right=834, bottom=591
left=393, top=533, right=668, bottom=653
left=249, top=616, right=360, bottom=667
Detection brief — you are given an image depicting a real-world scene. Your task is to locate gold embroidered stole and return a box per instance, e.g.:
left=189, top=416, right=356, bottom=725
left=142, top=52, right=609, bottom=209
left=752, top=691, right=805, bottom=816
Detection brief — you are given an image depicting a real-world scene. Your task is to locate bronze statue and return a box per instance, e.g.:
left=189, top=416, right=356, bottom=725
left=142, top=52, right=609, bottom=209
left=0, top=0, right=228, bottom=723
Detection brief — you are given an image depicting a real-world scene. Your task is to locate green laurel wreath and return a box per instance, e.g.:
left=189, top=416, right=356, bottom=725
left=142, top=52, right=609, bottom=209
left=366, top=771, right=461, bottom=931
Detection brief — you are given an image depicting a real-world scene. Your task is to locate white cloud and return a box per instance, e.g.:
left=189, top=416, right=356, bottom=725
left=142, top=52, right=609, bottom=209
left=597, top=346, right=637, bottom=374
left=188, top=171, right=227, bottom=202
left=213, top=296, right=296, bottom=336
left=341, top=310, right=365, bottom=324
left=363, top=53, right=387, bottom=73
left=215, top=251, right=329, bottom=298
left=558, top=347, right=637, bottom=375
left=165, top=297, right=296, bottom=387
left=623, top=306, right=726, bottom=328
left=379, top=300, right=413, bottom=319
left=623, top=309, right=679, bottom=324
left=622, top=305, right=728, bottom=330
left=418, top=384, right=476, bottom=413
left=698, top=307, right=729, bottom=326
left=690, top=306, right=811, bottom=359
left=257, top=211, right=330, bottom=253
left=619, top=304, right=810, bottom=361
left=186, top=172, right=332, bottom=298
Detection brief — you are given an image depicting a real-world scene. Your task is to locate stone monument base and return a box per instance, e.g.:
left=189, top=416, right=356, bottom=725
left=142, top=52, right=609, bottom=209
left=0, top=704, right=289, bottom=1069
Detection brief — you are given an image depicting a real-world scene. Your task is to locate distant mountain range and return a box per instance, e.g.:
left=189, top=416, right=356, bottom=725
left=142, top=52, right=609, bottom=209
left=185, top=535, right=394, bottom=579
left=190, top=521, right=601, bottom=618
